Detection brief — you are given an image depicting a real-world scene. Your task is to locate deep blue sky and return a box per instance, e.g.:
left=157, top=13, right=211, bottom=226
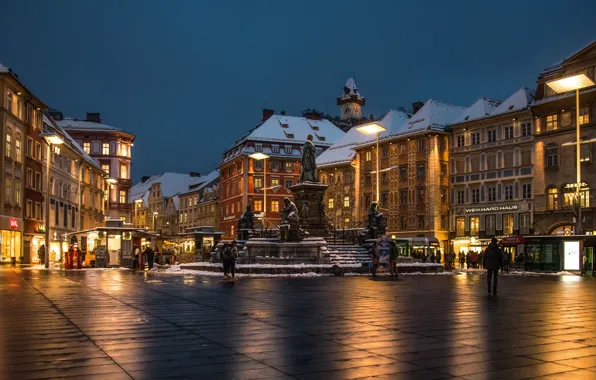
left=2, top=1, right=595, bottom=181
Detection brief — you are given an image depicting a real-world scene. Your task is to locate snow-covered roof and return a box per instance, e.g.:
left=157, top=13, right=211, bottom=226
left=43, top=113, right=102, bottom=171
left=542, top=40, right=596, bottom=73
left=404, top=99, right=466, bottom=132
left=57, top=117, right=130, bottom=134
left=317, top=110, right=410, bottom=167
left=245, top=115, right=344, bottom=145
left=451, top=97, right=502, bottom=124
left=129, top=170, right=219, bottom=206
left=339, top=77, right=364, bottom=100
left=490, top=88, right=535, bottom=116
left=0, top=63, right=9, bottom=73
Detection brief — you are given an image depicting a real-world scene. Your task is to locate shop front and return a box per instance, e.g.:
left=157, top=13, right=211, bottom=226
left=23, top=222, right=46, bottom=264
left=179, top=227, right=224, bottom=262
left=523, top=235, right=596, bottom=272
left=0, top=216, right=23, bottom=263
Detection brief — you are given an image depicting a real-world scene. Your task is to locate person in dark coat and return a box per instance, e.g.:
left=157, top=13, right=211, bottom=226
left=389, top=241, right=399, bottom=278
left=144, top=246, right=155, bottom=269
left=221, top=243, right=233, bottom=279
left=485, top=237, right=504, bottom=296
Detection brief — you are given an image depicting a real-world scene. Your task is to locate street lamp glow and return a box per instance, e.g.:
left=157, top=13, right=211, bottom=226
left=546, top=73, right=595, bottom=93
left=249, top=152, right=270, bottom=160
left=134, top=198, right=144, bottom=204
left=153, top=211, right=158, bottom=215
left=356, top=123, right=387, bottom=135
left=40, top=133, right=65, bottom=145
left=106, top=178, right=118, bottom=184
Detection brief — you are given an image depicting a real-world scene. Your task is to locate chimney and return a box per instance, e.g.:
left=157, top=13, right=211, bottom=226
left=48, top=109, right=63, bottom=121
left=86, top=112, right=101, bottom=123
left=189, top=172, right=201, bottom=177
left=262, top=109, right=274, bottom=121
left=412, top=102, right=424, bottom=114
left=303, top=109, right=322, bottom=120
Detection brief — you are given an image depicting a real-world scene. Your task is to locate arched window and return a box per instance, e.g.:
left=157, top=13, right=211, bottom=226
left=547, top=187, right=558, bottom=210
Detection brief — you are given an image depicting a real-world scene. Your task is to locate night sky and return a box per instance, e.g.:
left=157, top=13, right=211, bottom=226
left=1, top=0, right=595, bottom=181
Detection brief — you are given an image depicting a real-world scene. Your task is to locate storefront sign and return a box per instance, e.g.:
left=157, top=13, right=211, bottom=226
left=464, top=205, right=518, bottom=213
left=35, top=224, right=46, bottom=233
left=563, top=241, right=580, bottom=271
left=9, top=219, right=18, bottom=229
left=223, top=216, right=236, bottom=221
left=500, top=236, right=524, bottom=246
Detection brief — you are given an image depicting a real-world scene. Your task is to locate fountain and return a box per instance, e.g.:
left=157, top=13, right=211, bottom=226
left=240, top=135, right=331, bottom=264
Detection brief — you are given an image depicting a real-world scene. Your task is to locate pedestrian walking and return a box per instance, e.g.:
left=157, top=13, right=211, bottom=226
left=459, top=251, right=465, bottom=269
left=389, top=240, right=399, bottom=278
left=144, top=246, right=155, bottom=269
left=38, top=244, right=46, bottom=266
left=370, top=243, right=379, bottom=277
left=221, top=242, right=237, bottom=279
left=502, top=251, right=510, bottom=273
left=485, top=237, right=503, bottom=296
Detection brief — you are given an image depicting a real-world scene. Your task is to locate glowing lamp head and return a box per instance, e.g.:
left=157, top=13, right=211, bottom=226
left=106, top=178, right=118, bottom=184
left=356, top=123, right=387, bottom=135
left=546, top=73, right=595, bottom=94
left=40, top=133, right=65, bottom=145
left=249, top=152, right=270, bottom=160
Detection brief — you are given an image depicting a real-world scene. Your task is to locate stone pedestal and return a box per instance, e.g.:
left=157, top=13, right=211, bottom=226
left=240, top=237, right=330, bottom=264
left=290, top=182, right=329, bottom=237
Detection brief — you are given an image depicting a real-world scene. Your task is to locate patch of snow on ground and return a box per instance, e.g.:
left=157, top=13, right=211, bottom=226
left=151, top=265, right=330, bottom=278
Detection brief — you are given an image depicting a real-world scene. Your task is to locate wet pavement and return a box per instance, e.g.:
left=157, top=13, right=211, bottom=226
left=1, top=268, right=596, bottom=380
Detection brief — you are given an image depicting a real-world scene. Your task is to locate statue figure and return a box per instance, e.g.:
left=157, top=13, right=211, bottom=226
left=361, top=201, right=386, bottom=239
left=299, top=135, right=318, bottom=183
left=238, top=205, right=254, bottom=230
left=281, top=197, right=300, bottom=225
left=301, top=200, right=310, bottom=219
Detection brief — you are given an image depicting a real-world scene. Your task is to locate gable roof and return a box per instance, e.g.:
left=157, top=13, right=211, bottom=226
left=43, top=113, right=102, bottom=171
left=543, top=40, right=596, bottom=73
left=129, top=170, right=219, bottom=206
left=246, top=115, right=344, bottom=145
left=490, top=88, right=535, bottom=116
left=404, top=99, right=466, bottom=132
left=56, top=117, right=134, bottom=135
left=316, top=110, right=409, bottom=167
left=451, top=97, right=502, bottom=124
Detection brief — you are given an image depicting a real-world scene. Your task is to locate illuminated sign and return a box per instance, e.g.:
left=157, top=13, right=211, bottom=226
left=9, top=219, right=18, bottom=229
left=563, top=241, right=580, bottom=271
left=464, top=205, right=518, bottom=213
left=36, top=224, right=46, bottom=233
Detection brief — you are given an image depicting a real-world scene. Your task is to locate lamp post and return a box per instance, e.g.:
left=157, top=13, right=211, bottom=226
left=356, top=123, right=387, bottom=203
left=249, top=153, right=270, bottom=228
left=134, top=199, right=143, bottom=227
left=105, top=178, right=118, bottom=222
left=40, top=132, right=65, bottom=268
left=152, top=211, right=158, bottom=232
left=547, top=73, right=595, bottom=236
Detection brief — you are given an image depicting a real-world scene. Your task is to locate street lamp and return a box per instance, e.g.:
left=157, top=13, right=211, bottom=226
left=356, top=123, right=387, bottom=203
left=547, top=73, right=595, bottom=235
left=249, top=152, right=270, bottom=228
left=152, top=211, right=158, bottom=232
left=40, top=132, right=65, bottom=268
left=134, top=198, right=143, bottom=227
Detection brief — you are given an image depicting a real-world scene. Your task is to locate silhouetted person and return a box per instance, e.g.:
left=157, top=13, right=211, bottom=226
left=144, top=246, right=155, bottom=269
left=485, top=237, right=503, bottom=296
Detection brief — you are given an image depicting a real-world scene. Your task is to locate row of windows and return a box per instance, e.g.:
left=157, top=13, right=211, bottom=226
left=254, top=143, right=322, bottom=156
left=253, top=159, right=295, bottom=172
left=5, top=91, right=42, bottom=127
left=452, top=149, right=531, bottom=174
left=537, top=106, right=590, bottom=133
left=545, top=143, right=591, bottom=168
left=328, top=197, right=351, bottom=209
left=455, top=214, right=530, bottom=236
left=546, top=186, right=590, bottom=210
left=364, top=138, right=448, bottom=161
left=454, top=183, right=532, bottom=204
left=79, top=141, right=131, bottom=157
left=455, top=122, right=532, bottom=148
left=4, top=177, right=21, bottom=207
left=5, top=128, right=24, bottom=163
left=100, top=163, right=129, bottom=179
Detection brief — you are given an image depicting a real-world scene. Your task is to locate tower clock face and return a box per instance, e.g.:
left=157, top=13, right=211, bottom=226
left=343, top=105, right=352, bottom=115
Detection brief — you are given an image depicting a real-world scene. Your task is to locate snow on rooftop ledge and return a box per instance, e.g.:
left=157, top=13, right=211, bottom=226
left=0, top=63, right=9, bottom=73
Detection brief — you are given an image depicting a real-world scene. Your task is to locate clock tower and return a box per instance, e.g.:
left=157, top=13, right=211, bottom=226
left=337, top=77, right=365, bottom=121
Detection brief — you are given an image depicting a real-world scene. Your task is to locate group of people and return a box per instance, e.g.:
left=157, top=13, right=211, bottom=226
left=133, top=245, right=176, bottom=269
left=456, top=249, right=512, bottom=272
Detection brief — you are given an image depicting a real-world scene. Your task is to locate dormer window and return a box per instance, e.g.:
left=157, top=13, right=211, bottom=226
left=284, top=131, right=295, bottom=139
left=284, top=146, right=292, bottom=154
left=280, top=123, right=289, bottom=128
left=255, top=143, right=263, bottom=152
left=272, top=145, right=280, bottom=153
